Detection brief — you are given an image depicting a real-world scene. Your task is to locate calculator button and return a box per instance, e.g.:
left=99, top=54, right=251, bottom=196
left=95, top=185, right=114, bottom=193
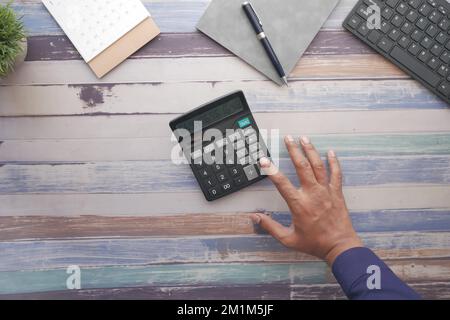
left=208, top=187, right=221, bottom=198
left=221, top=182, right=233, bottom=192
left=248, top=143, right=260, bottom=153
left=204, top=176, right=218, bottom=188
left=203, top=153, right=216, bottom=165
left=215, top=138, right=226, bottom=149
left=204, top=143, right=215, bottom=154
left=234, top=140, right=245, bottom=150
left=243, top=127, right=256, bottom=137
left=236, top=148, right=248, bottom=159
left=199, top=167, right=212, bottom=178
left=238, top=156, right=250, bottom=166
left=246, top=134, right=258, bottom=145
left=213, top=164, right=225, bottom=173
left=234, top=176, right=245, bottom=186
left=228, top=131, right=242, bottom=143
left=217, top=172, right=229, bottom=182
left=229, top=166, right=242, bottom=177
left=252, top=150, right=266, bottom=161
left=243, top=165, right=259, bottom=181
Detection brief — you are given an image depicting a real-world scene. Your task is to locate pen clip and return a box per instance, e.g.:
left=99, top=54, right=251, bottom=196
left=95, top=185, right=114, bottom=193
left=246, top=2, right=263, bottom=27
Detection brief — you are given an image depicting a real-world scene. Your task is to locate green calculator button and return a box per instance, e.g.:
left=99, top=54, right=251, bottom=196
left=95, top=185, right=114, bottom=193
left=237, top=117, right=252, bottom=128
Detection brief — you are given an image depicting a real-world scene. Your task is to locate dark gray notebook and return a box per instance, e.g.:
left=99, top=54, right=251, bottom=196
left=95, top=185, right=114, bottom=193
left=197, top=0, right=339, bottom=85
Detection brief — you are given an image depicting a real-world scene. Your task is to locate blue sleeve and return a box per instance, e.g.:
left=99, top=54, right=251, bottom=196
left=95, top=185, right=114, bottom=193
left=331, top=247, right=421, bottom=300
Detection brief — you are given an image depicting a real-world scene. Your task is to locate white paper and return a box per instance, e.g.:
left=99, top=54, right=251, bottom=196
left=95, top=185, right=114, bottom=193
left=42, top=0, right=150, bottom=62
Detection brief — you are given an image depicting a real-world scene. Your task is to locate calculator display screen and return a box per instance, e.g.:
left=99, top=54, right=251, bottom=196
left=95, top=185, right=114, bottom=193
left=176, top=96, right=244, bottom=133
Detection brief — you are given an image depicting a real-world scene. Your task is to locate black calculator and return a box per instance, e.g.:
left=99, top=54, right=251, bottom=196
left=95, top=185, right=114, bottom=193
left=170, top=91, right=270, bottom=201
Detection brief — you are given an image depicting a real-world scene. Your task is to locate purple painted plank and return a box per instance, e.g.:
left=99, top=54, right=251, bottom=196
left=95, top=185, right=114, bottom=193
left=1, top=282, right=448, bottom=300
left=25, top=31, right=373, bottom=62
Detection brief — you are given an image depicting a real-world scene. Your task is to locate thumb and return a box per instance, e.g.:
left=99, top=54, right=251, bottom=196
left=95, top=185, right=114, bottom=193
left=251, top=213, right=292, bottom=245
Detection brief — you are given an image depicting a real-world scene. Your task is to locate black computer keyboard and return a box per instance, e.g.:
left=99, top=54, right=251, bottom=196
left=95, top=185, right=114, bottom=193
left=344, top=0, right=450, bottom=104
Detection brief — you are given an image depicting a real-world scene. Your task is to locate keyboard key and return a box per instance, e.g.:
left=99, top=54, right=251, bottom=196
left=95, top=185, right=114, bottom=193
left=439, top=18, right=450, bottom=30
left=437, top=82, right=450, bottom=96
left=217, top=172, right=228, bottom=182
left=416, top=17, right=429, bottom=29
left=427, top=57, right=440, bottom=70
left=387, top=0, right=400, bottom=8
left=382, top=7, right=395, bottom=19
left=208, top=187, right=221, bottom=198
left=409, top=0, right=422, bottom=9
left=431, top=44, right=443, bottom=56
left=199, top=167, right=212, bottom=178
left=392, top=15, right=404, bottom=28
left=380, top=21, right=392, bottom=33
left=436, top=32, right=448, bottom=44
left=406, top=10, right=419, bottom=22
left=234, top=176, right=245, bottom=186
left=221, top=182, right=233, bottom=192
left=389, top=29, right=401, bottom=40
left=368, top=30, right=382, bottom=43
left=229, top=167, right=241, bottom=177
left=419, top=4, right=432, bottom=16
left=440, top=51, right=450, bottom=63
left=204, top=176, right=218, bottom=188
left=420, top=36, right=433, bottom=49
left=378, top=37, right=394, bottom=52
left=243, top=165, right=259, bottom=181
left=418, top=50, right=431, bottom=62
left=358, top=23, right=370, bottom=36
left=429, top=11, right=442, bottom=24
left=426, top=24, right=439, bottom=36
left=398, top=35, right=411, bottom=48
left=408, top=42, right=421, bottom=55
left=391, top=46, right=441, bottom=87
left=397, top=3, right=409, bottom=15
left=212, top=163, right=225, bottom=173
left=348, top=15, right=362, bottom=29
left=401, top=21, right=414, bottom=34
left=438, top=65, right=449, bottom=77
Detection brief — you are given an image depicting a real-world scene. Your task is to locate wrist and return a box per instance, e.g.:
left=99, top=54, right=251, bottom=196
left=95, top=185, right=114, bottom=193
left=325, top=236, right=364, bottom=266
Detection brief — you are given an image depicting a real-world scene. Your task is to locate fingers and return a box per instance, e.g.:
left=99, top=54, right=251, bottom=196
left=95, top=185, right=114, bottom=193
left=250, top=213, right=292, bottom=245
left=284, top=136, right=317, bottom=188
left=327, top=150, right=343, bottom=191
left=300, top=136, right=328, bottom=186
left=259, top=157, right=298, bottom=201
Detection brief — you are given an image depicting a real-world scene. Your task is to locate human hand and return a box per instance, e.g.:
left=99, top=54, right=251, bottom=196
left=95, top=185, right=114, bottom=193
left=252, top=136, right=363, bottom=265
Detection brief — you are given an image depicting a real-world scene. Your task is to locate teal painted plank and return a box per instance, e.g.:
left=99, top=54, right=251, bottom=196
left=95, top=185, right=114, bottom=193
left=1, top=231, right=449, bottom=272
left=0, top=262, right=329, bottom=295
left=1, top=156, right=449, bottom=193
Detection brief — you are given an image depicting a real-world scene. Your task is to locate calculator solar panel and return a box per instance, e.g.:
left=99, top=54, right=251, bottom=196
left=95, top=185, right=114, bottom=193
left=343, top=0, right=450, bottom=105
left=170, top=91, right=270, bottom=201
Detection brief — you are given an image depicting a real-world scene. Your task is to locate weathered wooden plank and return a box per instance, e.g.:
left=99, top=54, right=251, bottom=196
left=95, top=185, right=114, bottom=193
left=25, top=32, right=373, bottom=61
left=0, top=258, right=448, bottom=295
left=0, top=209, right=449, bottom=241
left=1, top=156, right=449, bottom=194
left=9, top=0, right=358, bottom=35
left=2, top=282, right=450, bottom=300
left=2, top=79, right=447, bottom=117
left=1, top=186, right=449, bottom=216
left=2, top=134, right=449, bottom=162
left=0, top=55, right=406, bottom=86
left=2, top=111, right=450, bottom=141
left=1, top=232, right=449, bottom=271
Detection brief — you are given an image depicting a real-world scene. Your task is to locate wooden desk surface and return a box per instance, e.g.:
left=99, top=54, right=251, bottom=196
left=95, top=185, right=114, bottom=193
left=1, top=0, right=450, bottom=299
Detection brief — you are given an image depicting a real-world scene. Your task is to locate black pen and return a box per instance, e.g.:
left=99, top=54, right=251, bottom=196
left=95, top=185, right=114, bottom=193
left=242, top=1, right=288, bottom=86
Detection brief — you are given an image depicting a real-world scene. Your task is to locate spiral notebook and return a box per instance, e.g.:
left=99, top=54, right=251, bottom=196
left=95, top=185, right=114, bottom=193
left=42, top=0, right=160, bottom=78
left=197, top=0, right=340, bottom=85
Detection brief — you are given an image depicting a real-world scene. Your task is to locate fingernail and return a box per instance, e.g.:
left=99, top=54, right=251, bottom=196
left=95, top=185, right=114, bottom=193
left=250, top=214, right=261, bottom=224
left=259, top=157, right=271, bottom=168
left=328, top=150, right=336, bottom=158
left=301, top=136, right=310, bottom=145
left=285, top=135, right=295, bottom=143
